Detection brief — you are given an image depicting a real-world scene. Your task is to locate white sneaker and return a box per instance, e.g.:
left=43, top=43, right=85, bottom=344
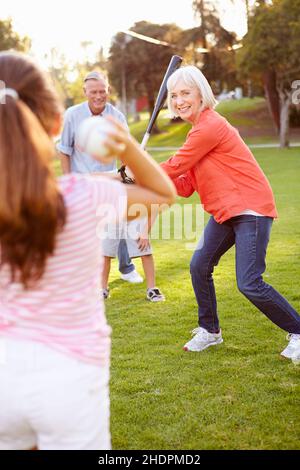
left=183, top=327, right=223, bottom=352
left=281, top=333, right=300, bottom=359
left=120, top=270, right=143, bottom=283
left=292, top=353, right=300, bottom=365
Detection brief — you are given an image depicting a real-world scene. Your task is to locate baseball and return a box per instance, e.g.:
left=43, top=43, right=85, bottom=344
left=76, top=116, right=116, bottom=163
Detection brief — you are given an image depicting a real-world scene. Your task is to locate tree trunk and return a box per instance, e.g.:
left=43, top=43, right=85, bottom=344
left=263, top=70, right=280, bottom=133
left=278, top=87, right=292, bottom=148
left=198, top=0, right=207, bottom=49
left=245, top=0, right=250, bottom=29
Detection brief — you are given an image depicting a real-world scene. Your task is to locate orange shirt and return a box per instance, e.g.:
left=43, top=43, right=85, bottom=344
left=160, top=108, right=278, bottom=224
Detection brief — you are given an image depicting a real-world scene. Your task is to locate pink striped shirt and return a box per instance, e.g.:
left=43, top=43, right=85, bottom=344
left=0, top=174, right=127, bottom=366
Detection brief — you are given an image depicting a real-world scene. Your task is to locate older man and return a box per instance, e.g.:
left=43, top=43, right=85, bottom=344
left=57, top=71, right=143, bottom=284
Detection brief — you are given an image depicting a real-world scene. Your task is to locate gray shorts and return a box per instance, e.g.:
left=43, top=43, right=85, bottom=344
left=101, top=218, right=152, bottom=258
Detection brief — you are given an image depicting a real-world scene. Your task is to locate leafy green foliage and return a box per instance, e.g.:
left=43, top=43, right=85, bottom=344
left=190, top=0, right=239, bottom=92
left=238, top=0, right=300, bottom=86
left=237, top=0, right=300, bottom=146
left=0, top=18, right=31, bottom=52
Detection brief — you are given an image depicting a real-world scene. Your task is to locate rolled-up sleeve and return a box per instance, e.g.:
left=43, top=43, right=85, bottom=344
left=118, top=113, right=129, bottom=131
left=56, top=110, right=74, bottom=156
left=172, top=173, right=195, bottom=198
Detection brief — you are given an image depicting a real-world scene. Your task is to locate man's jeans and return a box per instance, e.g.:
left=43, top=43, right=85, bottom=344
left=190, top=215, right=300, bottom=334
left=118, top=239, right=134, bottom=275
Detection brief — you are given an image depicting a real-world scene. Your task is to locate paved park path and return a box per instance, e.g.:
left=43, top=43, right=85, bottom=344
left=146, top=143, right=300, bottom=151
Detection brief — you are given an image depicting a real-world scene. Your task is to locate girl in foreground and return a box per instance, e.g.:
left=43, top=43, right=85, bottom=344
left=0, top=52, right=175, bottom=450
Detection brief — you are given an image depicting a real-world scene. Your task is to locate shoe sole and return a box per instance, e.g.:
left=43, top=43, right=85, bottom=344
left=280, top=351, right=294, bottom=359
left=147, top=297, right=165, bottom=302
left=183, top=338, right=223, bottom=352
left=121, top=278, right=143, bottom=284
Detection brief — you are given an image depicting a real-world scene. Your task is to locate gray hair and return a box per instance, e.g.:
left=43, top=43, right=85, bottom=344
left=83, top=71, right=109, bottom=88
left=167, top=65, right=218, bottom=118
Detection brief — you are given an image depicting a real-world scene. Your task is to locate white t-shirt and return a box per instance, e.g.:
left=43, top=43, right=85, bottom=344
left=236, top=209, right=264, bottom=217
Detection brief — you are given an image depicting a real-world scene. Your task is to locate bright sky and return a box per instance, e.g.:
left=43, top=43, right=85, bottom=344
left=2, top=0, right=248, bottom=66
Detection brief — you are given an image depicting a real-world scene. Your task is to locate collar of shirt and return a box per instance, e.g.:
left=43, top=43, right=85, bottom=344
left=85, top=101, right=109, bottom=117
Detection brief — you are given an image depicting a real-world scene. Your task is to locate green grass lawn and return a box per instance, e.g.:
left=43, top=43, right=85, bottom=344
left=54, top=107, right=300, bottom=449
left=104, top=146, right=300, bottom=450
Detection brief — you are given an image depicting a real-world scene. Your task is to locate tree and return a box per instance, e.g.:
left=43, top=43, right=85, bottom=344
left=237, top=0, right=280, bottom=113
left=237, top=0, right=300, bottom=147
left=190, top=0, right=239, bottom=93
left=46, top=45, right=108, bottom=107
left=108, top=21, right=182, bottom=130
left=45, top=48, right=72, bottom=105
left=0, top=18, right=31, bottom=51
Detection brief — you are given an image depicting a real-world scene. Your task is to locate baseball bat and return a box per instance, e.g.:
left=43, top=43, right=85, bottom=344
left=140, top=54, right=183, bottom=149
left=119, top=55, right=182, bottom=182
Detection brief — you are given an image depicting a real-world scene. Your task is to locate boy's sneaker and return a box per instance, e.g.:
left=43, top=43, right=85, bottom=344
left=183, top=327, right=223, bottom=352
left=292, top=352, right=300, bottom=365
left=281, top=333, right=300, bottom=359
left=146, top=287, right=165, bottom=302
left=120, top=270, right=143, bottom=283
left=101, top=288, right=110, bottom=300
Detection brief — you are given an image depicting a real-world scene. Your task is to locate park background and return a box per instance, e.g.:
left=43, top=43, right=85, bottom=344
left=1, top=0, right=299, bottom=449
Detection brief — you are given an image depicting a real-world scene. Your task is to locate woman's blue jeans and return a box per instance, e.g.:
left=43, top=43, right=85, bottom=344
left=190, top=215, right=300, bottom=334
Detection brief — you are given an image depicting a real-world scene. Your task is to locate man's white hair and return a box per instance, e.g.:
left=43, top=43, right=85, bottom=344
left=83, top=71, right=109, bottom=92
left=167, top=65, right=218, bottom=118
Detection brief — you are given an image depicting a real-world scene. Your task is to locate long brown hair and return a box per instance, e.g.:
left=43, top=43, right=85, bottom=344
left=0, top=52, right=66, bottom=288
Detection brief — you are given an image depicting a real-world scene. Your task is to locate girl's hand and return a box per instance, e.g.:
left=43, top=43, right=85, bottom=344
left=76, top=116, right=128, bottom=164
